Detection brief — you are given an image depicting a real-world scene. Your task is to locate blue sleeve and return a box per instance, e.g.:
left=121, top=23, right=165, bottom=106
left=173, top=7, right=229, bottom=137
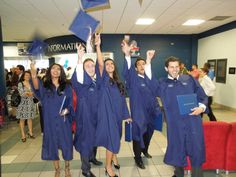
left=30, top=79, right=44, bottom=102
left=122, top=95, right=130, bottom=120
left=122, top=59, right=137, bottom=90
left=191, top=76, right=208, bottom=113
left=71, top=71, right=80, bottom=91
left=66, top=86, right=75, bottom=121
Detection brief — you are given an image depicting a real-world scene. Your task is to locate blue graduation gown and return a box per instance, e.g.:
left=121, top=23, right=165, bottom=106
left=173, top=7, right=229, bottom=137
left=95, top=69, right=130, bottom=154
left=71, top=70, right=99, bottom=157
left=31, top=80, right=74, bottom=160
left=155, top=75, right=207, bottom=167
left=123, top=59, right=161, bottom=148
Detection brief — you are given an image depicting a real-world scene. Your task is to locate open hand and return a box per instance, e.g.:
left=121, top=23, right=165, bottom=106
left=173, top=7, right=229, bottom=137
left=146, top=50, right=156, bottom=61
left=94, top=33, right=101, bottom=46
left=121, top=40, right=131, bottom=56
left=76, top=43, right=85, bottom=61
left=189, top=107, right=204, bottom=116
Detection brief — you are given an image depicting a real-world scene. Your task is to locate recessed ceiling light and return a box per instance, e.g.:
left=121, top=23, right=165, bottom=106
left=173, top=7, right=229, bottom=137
left=182, top=19, right=205, bottom=26
left=136, top=18, right=155, bottom=25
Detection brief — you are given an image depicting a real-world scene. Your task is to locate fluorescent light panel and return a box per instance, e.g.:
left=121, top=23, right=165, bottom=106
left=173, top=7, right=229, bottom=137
left=182, top=19, right=205, bottom=26
left=136, top=18, right=155, bottom=25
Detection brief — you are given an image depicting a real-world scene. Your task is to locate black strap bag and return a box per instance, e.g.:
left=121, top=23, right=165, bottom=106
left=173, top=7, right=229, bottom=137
left=11, top=89, right=21, bottom=107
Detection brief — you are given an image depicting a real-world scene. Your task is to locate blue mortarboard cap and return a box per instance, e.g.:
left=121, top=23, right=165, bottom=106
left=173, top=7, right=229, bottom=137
left=28, top=39, right=47, bottom=57
left=81, top=0, right=109, bottom=11
left=69, top=10, right=100, bottom=42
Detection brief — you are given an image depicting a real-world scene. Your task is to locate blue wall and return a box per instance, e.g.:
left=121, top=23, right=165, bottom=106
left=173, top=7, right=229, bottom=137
left=100, top=34, right=197, bottom=79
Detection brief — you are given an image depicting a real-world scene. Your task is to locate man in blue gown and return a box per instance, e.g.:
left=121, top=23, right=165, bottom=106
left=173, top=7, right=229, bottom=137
left=71, top=44, right=102, bottom=177
left=154, top=56, right=208, bottom=177
left=122, top=42, right=161, bottom=169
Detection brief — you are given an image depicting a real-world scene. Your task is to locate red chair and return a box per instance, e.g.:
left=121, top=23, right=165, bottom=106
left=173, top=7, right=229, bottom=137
left=225, top=122, right=236, bottom=174
left=184, top=121, right=231, bottom=174
left=202, top=121, right=231, bottom=174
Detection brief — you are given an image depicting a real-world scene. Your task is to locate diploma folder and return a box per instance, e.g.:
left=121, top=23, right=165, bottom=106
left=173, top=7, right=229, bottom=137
left=125, top=122, right=132, bottom=142
left=177, top=94, right=198, bottom=115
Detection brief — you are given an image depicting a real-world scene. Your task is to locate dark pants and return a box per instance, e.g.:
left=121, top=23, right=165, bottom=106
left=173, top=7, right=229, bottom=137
left=81, top=156, right=91, bottom=173
left=133, top=130, right=153, bottom=161
left=90, top=147, right=98, bottom=160
left=174, top=167, right=204, bottom=177
left=81, top=147, right=98, bottom=173
left=207, top=97, right=217, bottom=121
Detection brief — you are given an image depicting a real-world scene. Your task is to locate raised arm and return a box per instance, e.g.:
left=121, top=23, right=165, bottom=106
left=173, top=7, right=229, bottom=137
left=30, top=62, right=39, bottom=90
left=145, top=50, right=155, bottom=80
left=73, top=43, right=85, bottom=84
left=95, top=33, right=103, bottom=76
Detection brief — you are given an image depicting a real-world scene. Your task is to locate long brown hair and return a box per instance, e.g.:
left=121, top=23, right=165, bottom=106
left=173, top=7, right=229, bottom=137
left=104, top=58, right=125, bottom=95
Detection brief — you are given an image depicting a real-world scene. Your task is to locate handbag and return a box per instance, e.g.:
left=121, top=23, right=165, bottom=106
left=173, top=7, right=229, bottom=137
left=11, top=89, right=21, bottom=107
left=33, top=97, right=39, bottom=104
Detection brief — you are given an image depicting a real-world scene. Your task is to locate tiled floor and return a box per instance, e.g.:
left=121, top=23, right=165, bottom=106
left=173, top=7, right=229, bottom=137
left=1, top=104, right=236, bottom=177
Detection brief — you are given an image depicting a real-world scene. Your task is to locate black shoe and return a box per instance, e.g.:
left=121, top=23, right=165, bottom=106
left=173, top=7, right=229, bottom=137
left=112, top=160, right=120, bottom=169
left=172, top=175, right=177, bottom=177
left=105, top=168, right=118, bottom=177
left=135, top=159, right=145, bottom=169
left=89, top=158, right=103, bottom=166
left=82, top=171, right=96, bottom=177
left=21, top=138, right=26, bottom=143
left=27, top=132, right=35, bottom=139
left=143, top=152, right=152, bottom=158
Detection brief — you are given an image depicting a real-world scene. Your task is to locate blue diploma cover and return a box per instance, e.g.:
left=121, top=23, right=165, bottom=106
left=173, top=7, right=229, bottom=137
left=177, top=94, right=198, bottom=115
left=125, top=122, right=132, bottom=142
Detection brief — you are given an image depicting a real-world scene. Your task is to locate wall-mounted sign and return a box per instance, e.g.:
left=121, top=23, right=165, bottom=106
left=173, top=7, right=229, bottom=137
left=229, top=67, right=236, bottom=74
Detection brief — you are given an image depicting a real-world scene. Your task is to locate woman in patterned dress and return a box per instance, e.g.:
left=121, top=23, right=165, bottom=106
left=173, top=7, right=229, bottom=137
left=16, top=71, right=36, bottom=142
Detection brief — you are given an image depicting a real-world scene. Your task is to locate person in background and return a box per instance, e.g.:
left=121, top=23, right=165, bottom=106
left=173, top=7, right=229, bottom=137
left=199, top=68, right=217, bottom=121
left=188, top=64, right=200, bottom=80
left=121, top=41, right=161, bottom=169
left=179, top=62, right=188, bottom=75
left=16, top=71, right=36, bottom=142
left=95, top=34, right=132, bottom=177
left=154, top=56, right=208, bottom=177
left=203, top=63, right=215, bottom=80
left=9, top=65, right=25, bottom=121
left=30, top=62, right=74, bottom=177
left=66, top=67, right=73, bottom=80
left=71, top=43, right=102, bottom=177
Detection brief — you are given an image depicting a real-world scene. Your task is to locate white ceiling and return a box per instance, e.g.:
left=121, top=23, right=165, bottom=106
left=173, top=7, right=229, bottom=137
left=0, top=0, right=236, bottom=41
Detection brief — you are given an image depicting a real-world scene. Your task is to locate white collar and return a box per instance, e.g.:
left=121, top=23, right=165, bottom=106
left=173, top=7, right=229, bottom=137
left=138, top=74, right=144, bottom=78
left=168, top=74, right=179, bottom=80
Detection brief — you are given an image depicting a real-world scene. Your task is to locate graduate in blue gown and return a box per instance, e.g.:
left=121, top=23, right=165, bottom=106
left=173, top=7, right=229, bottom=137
left=153, top=57, right=208, bottom=177
left=30, top=63, right=74, bottom=177
left=71, top=43, right=102, bottom=177
left=121, top=42, right=161, bottom=169
left=95, top=34, right=132, bottom=177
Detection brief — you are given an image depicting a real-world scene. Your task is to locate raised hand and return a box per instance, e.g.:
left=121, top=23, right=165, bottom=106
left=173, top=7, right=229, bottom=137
left=121, top=40, right=131, bottom=57
left=30, top=61, right=37, bottom=77
left=76, top=43, right=85, bottom=63
left=95, top=33, right=101, bottom=47
left=146, top=50, right=156, bottom=61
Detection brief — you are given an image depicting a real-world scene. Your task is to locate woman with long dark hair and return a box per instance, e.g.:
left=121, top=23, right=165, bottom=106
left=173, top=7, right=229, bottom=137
left=16, top=71, right=36, bottom=142
left=95, top=34, right=132, bottom=177
left=30, top=62, right=74, bottom=177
